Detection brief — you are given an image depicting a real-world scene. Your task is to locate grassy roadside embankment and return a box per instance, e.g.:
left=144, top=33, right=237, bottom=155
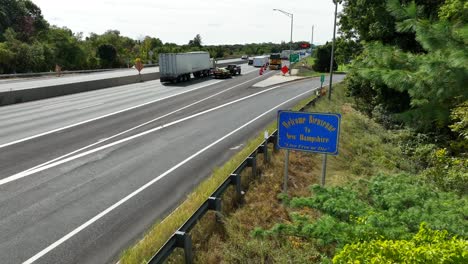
left=119, top=83, right=324, bottom=264
left=189, top=82, right=414, bottom=263
left=293, top=56, right=348, bottom=78
left=122, top=82, right=467, bottom=263
left=188, top=83, right=467, bottom=263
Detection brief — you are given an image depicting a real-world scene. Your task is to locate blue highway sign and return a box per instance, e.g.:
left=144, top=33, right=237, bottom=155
left=277, top=111, right=341, bottom=155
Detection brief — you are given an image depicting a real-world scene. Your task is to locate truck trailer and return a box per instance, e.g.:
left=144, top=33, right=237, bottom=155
left=253, top=55, right=269, bottom=67
left=159, top=52, right=211, bottom=83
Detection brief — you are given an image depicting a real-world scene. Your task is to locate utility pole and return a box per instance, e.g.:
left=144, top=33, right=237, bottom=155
left=328, top=1, right=338, bottom=100
left=273, top=9, right=294, bottom=75
left=311, top=25, right=314, bottom=55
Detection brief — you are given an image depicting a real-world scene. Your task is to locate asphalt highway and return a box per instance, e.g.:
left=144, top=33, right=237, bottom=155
left=0, top=65, right=344, bottom=264
left=0, top=58, right=243, bottom=92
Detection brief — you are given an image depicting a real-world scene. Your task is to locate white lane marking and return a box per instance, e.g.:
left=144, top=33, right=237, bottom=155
left=20, top=71, right=275, bottom=174
left=230, top=144, right=244, bottom=150
left=0, top=80, right=222, bottom=149
left=21, top=71, right=278, bottom=173
left=1, top=83, right=283, bottom=186
left=22, top=85, right=316, bottom=264
left=1, top=70, right=272, bottom=149
left=74, top=102, right=104, bottom=110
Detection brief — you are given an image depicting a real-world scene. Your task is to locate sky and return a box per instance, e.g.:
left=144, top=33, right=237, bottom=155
left=32, top=0, right=342, bottom=45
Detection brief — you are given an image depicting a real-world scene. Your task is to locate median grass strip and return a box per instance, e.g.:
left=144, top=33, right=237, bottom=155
left=119, top=86, right=322, bottom=264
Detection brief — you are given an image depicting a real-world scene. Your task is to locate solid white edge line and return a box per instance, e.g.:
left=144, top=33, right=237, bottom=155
left=1, top=82, right=281, bottom=186
left=21, top=71, right=274, bottom=173
left=22, top=85, right=317, bottom=264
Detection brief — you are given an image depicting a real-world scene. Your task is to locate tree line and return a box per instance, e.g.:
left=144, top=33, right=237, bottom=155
left=0, top=0, right=315, bottom=74
left=340, top=0, right=467, bottom=194
left=341, top=0, right=467, bottom=134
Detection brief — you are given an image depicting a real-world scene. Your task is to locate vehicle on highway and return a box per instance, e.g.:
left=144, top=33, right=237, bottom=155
left=213, top=67, right=232, bottom=79
left=241, top=55, right=248, bottom=60
left=281, top=50, right=290, bottom=60
left=159, top=52, right=211, bottom=83
left=269, top=53, right=282, bottom=70
left=248, top=57, right=254, bottom=65
left=253, top=55, right=269, bottom=67
left=226, top=64, right=241, bottom=75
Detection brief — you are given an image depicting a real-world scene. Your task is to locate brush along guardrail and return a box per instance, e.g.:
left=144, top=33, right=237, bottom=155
left=147, top=96, right=321, bottom=264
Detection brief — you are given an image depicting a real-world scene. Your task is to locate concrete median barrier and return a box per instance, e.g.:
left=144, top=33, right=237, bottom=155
left=0, top=60, right=245, bottom=106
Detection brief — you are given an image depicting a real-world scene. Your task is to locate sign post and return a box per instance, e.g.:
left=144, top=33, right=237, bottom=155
left=320, top=74, right=326, bottom=96
left=321, top=154, right=327, bottom=186
left=277, top=111, right=341, bottom=187
left=283, top=149, right=290, bottom=193
left=135, top=58, right=144, bottom=82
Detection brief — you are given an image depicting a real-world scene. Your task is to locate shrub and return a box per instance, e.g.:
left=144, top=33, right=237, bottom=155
left=254, top=174, right=468, bottom=258
left=334, top=223, right=468, bottom=264
left=422, top=148, right=468, bottom=195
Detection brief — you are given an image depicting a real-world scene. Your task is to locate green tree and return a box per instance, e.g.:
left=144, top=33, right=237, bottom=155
left=349, top=0, right=468, bottom=131
left=339, top=0, right=444, bottom=53
left=334, top=37, right=361, bottom=66
left=188, top=34, right=202, bottom=47
left=0, top=0, right=48, bottom=42
left=46, top=26, right=86, bottom=70
left=97, top=44, right=117, bottom=68
left=313, top=42, right=337, bottom=72
left=0, top=42, right=14, bottom=73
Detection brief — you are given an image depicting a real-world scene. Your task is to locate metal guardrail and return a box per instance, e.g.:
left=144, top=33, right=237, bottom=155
left=0, top=64, right=159, bottom=79
left=147, top=95, right=321, bottom=264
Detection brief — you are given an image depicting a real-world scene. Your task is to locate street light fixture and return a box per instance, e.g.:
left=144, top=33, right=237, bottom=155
left=273, top=8, right=293, bottom=75
left=328, top=0, right=340, bottom=100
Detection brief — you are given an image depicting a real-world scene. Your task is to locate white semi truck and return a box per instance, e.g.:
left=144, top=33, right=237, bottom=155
left=159, top=52, right=211, bottom=83
left=253, top=55, right=270, bottom=67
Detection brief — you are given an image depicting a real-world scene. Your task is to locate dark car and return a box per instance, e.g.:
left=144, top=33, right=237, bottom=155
left=225, top=64, right=241, bottom=75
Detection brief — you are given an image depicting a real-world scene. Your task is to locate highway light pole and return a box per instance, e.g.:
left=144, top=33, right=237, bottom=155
left=328, top=0, right=339, bottom=100
left=273, top=9, right=293, bottom=75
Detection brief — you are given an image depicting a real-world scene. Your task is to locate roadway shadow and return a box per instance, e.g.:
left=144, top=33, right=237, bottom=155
left=161, top=76, right=216, bottom=87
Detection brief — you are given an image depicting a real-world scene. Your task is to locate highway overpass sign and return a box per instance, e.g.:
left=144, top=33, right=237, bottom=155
left=277, top=111, right=341, bottom=155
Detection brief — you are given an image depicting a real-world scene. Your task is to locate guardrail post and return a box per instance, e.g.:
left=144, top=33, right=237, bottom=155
left=174, top=231, right=193, bottom=264
left=263, top=131, right=270, bottom=164
left=263, top=142, right=269, bottom=164
left=229, top=173, right=243, bottom=204
left=208, top=197, right=222, bottom=222
left=247, top=156, right=257, bottom=178
left=271, top=133, right=279, bottom=153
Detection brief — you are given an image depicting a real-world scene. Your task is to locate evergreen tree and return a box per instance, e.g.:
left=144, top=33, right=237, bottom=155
left=347, top=0, right=468, bottom=131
